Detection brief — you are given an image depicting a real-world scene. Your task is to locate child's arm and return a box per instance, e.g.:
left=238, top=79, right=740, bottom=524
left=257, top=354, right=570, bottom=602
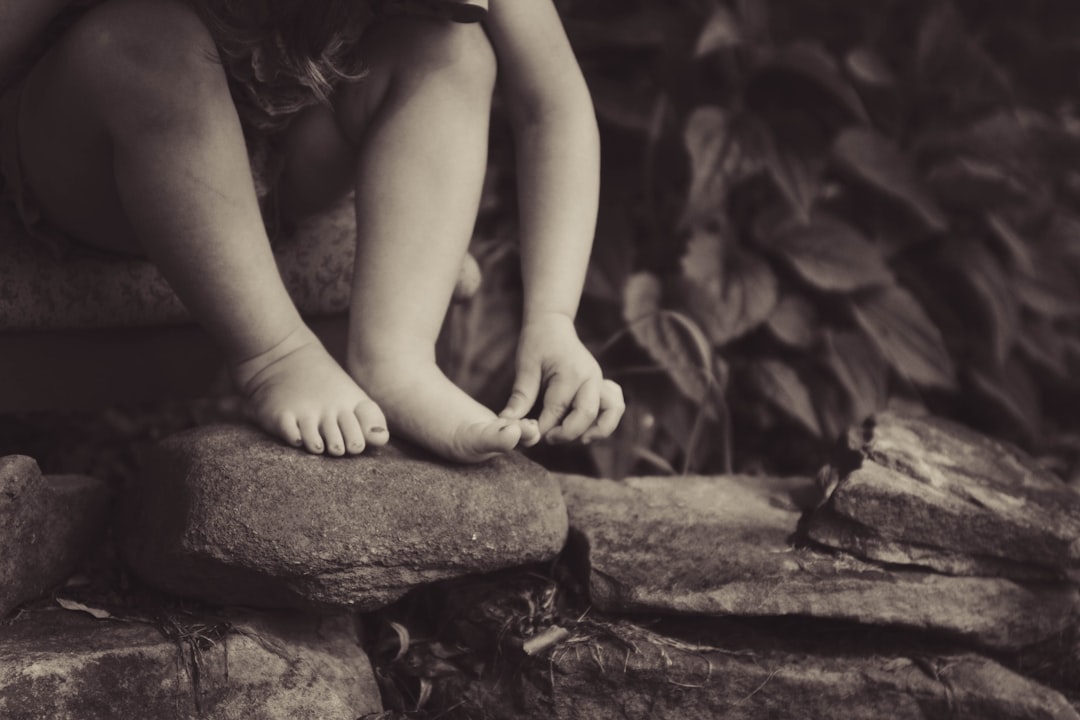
left=487, top=0, right=625, bottom=443
left=0, top=0, right=71, bottom=84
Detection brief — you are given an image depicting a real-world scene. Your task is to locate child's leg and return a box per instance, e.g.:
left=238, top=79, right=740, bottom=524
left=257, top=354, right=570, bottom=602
left=332, top=16, right=539, bottom=462
left=16, top=0, right=386, bottom=456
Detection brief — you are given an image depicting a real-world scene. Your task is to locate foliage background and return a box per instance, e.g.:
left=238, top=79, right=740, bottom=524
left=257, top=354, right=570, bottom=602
left=450, top=0, right=1080, bottom=481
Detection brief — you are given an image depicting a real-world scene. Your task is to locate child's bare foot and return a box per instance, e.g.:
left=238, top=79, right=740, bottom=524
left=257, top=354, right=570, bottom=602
left=233, top=326, right=388, bottom=456
left=351, top=357, right=532, bottom=463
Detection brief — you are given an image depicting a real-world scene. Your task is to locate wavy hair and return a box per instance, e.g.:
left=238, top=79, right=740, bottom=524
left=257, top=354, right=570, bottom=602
left=194, top=0, right=372, bottom=131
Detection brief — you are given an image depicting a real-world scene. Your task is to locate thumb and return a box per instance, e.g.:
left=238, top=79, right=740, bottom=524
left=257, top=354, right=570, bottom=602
left=500, top=361, right=542, bottom=419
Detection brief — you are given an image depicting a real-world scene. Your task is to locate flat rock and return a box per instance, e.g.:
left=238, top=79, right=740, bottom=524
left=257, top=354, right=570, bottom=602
left=0, top=456, right=109, bottom=617
left=0, top=607, right=381, bottom=720
left=808, top=411, right=1080, bottom=574
left=561, top=473, right=1078, bottom=650
left=449, top=619, right=1079, bottom=720
left=123, top=424, right=568, bottom=610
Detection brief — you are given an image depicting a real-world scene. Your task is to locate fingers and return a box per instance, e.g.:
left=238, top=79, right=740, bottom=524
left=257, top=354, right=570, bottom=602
left=517, top=419, right=542, bottom=448
left=537, top=373, right=578, bottom=435
left=500, top=361, right=542, bottom=420
left=582, top=380, right=626, bottom=443
left=545, top=377, right=600, bottom=444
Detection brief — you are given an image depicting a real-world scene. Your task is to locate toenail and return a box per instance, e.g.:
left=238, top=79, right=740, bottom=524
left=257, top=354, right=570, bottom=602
left=370, top=426, right=387, bottom=434
left=331, top=444, right=342, bottom=453
left=313, top=443, right=323, bottom=451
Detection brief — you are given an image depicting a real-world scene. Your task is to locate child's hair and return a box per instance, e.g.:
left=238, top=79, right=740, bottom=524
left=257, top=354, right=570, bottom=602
left=195, top=0, right=371, bottom=131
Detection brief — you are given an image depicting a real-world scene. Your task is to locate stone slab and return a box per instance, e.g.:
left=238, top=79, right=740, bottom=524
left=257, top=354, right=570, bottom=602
left=808, top=412, right=1080, bottom=572
left=530, top=622, right=1080, bottom=720
left=0, top=607, right=381, bottom=720
left=439, top=615, right=1079, bottom=720
left=561, top=473, right=1078, bottom=650
left=0, top=456, right=109, bottom=617
left=123, top=424, right=568, bottom=610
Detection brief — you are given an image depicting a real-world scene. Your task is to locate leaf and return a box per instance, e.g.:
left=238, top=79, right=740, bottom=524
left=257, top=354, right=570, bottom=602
left=833, top=127, right=948, bottom=232
left=851, top=286, right=956, bottom=390
left=927, top=158, right=1028, bottom=207
left=987, top=213, right=1036, bottom=275
left=769, top=215, right=893, bottom=292
left=766, top=295, right=818, bottom=348
left=762, top=43, right=869, bottom=123
left=56, top=597, right=113, bottom=620
left=623, top=272, right=715, bottom=401
left=1017, top=316, right=1069, bottom=379
left=763, top=141, right=824, bottom=223
left=823, top=330, right=889, bottom=423
left=681, top=231, right=779, bottom=345
left=970, top=356, right=1041, bottom=440
left=750, top=360, right=821, bottom=437
left=943, top=238, right=1019, bottom=365
left=845, top=47, right=895, bottom=87
left=696, top=5, right=741, bottom=56
left=683, top=108, right=764, bottom=225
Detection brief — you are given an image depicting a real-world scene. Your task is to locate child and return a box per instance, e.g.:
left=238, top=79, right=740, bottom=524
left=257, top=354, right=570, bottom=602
left=0, top=0, right=624, bottom=462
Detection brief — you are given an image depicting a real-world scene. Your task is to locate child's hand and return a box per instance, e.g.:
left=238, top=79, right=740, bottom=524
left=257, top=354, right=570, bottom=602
left=499, top=313, right=625, bottom=444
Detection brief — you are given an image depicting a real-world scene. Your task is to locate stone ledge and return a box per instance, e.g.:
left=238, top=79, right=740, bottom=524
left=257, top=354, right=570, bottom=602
left=122, top=424, right=569, bottom=610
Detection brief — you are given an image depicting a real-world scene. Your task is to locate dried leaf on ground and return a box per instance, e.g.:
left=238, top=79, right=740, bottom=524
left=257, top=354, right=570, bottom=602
left=833, top=126, right=948, bottom=232
left=769, top=214, right=893, bottom=292
left=56, top=597, right=113, bottom=620
left=851, top=286, right=956, bottom=390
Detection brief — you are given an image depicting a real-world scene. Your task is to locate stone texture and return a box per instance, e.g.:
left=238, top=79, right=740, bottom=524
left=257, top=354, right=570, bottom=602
left=0, top=607, right=381, bottom=720
left=807, top=411, right=1080, bottom=575
left=0, top=456, right=109, bottom=617
left=561, top=473, right=1078, bottom=650
left=441, top=616, right=1079, bottom=720
left=123, top=424, right=568, bottom=610
left=526, top=622, right=1080, bottom=720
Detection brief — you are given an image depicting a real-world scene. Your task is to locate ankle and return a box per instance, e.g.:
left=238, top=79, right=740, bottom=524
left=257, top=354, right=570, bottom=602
left=232, top=324, right=320, bottom=393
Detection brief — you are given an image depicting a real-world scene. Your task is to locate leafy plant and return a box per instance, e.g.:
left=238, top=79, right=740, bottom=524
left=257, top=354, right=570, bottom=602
left=561, top=0, right=1080, bottom=477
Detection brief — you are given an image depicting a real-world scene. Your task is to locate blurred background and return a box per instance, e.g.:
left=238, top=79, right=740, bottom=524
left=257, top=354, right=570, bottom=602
left=7, top=0, right=1080, bottom=485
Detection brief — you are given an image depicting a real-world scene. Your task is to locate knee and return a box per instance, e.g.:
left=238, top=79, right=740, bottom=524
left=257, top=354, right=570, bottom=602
left=338, top=19, right=496, bottom=140
left=57, top=0, right=225, bottom=126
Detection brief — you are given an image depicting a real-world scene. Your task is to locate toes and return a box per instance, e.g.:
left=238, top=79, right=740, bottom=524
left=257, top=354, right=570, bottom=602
left=297, top=416, right=325, bottom=454
left=338, top=410, right=367, bottom=455
left=319, top=418, right=347, bottom=457
left=473, top=421, right=521, bottom=455
left=272, top=413, right=303, bottom=448
left=354, top=398, right=389, bottom=447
